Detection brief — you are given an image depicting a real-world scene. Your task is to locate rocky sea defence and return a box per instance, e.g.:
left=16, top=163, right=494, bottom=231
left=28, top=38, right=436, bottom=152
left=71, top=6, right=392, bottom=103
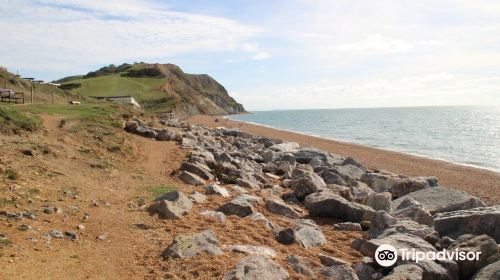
left=126, top=118, right=500, bottom=280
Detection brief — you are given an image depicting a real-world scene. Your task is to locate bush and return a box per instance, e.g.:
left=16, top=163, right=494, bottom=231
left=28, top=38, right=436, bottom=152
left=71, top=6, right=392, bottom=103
left=5, top=169, right=18, bottom=180
left=121, top=68, right=163, bottom=78
left=59, top=83, right=81, bottom=90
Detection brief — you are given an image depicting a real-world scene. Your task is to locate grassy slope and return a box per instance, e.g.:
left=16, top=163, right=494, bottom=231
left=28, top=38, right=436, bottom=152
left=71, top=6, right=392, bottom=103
left=62, top=65, right=177, bottom=113
left=0, top=103, right=134, bottom=134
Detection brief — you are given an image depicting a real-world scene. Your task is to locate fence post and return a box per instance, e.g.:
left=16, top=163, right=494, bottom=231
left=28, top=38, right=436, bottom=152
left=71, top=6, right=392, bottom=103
left=31, top=84, right=34, bottom=103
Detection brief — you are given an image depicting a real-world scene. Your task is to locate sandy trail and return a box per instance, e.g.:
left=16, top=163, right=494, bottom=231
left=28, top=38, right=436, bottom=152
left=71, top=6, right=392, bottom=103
left=189, top=114, right=500, bottom=205
left=0, top=115, right=187, bottom=279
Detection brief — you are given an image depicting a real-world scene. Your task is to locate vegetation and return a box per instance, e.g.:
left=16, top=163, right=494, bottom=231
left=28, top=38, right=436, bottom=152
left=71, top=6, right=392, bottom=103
left=0, top=106, right=42, bottom=134
left=147, top=185, right=175, bottom=199
left=4, top=168, right=18, bottom=180
left=83, top=63, right=132, bottom=78
left=121, top=68, right=163, bottom=78
left=0, top=239, right=12, bottom=246
left=59, top=83, right=81, bottom=90
left=16, top=104, right=127, bottom=131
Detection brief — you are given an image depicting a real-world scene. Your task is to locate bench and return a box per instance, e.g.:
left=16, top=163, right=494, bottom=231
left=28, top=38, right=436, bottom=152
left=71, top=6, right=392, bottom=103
left=0, top=89, right=25, bottom=103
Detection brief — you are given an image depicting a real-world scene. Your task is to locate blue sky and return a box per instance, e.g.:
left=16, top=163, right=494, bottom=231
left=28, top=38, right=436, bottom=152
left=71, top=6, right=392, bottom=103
left=1, top=0, right=500, bottom=110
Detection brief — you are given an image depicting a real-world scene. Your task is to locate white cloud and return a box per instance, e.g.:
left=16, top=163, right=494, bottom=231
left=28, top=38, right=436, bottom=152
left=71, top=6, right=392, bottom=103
left=0, top=0, right=261, bottom=79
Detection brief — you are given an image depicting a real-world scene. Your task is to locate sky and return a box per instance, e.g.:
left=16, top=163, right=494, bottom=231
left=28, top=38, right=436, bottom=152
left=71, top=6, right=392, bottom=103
left=1, top=0, right=500, bottom=110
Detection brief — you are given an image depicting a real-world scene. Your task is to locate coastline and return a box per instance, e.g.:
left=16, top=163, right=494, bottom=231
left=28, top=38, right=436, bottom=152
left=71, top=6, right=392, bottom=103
left=188, top=114, right=500, bottom=205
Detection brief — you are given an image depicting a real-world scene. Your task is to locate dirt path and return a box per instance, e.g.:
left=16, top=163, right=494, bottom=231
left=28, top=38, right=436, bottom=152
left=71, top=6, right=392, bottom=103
left=0, top=115, right=188, bottom=279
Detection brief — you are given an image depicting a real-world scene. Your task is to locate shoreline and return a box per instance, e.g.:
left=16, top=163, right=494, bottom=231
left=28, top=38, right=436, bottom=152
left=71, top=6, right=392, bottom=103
left=224, top=116, right=500, bottom=174
left=188, top=114, right=500, bottom=205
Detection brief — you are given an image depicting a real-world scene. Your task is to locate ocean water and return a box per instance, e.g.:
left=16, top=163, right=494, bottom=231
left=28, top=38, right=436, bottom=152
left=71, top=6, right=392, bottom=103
left=226, top=106, right=500, bottom=172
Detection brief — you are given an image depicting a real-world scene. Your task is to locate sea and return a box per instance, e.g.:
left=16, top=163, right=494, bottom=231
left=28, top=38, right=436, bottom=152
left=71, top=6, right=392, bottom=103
left=225, top=106, right=500, bottom=172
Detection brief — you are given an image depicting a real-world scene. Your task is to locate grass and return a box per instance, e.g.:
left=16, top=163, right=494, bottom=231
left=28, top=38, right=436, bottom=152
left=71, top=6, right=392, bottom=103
left=16, top=103, right=130, bottom=132
left=5, top=169, right=18, bottom=180
left=0, top=239, right=12, bottom=246
left=0, top=106, right=42, bottom=133
left=147, top=185, right=175, bottom=199
left=61, top=69, right=177, bottom=113
left=66, top=74, right=166, bottom=98
left=0, top=198, right=15, bottom=208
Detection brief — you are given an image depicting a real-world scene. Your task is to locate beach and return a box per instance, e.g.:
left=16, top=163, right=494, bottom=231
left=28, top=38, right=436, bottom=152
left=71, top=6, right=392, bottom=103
left=189, top=114, right=500, bottom=205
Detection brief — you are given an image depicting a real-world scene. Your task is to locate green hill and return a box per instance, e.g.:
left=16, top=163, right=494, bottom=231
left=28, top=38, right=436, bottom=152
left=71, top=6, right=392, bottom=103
left=57, top=63, right=245, bottom=117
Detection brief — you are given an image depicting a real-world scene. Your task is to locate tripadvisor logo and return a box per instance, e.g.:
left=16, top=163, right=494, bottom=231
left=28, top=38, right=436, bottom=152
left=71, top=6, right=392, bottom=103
left=375, top=244, right=481, bottom=267
left=375, top=244, right=398, bottom=267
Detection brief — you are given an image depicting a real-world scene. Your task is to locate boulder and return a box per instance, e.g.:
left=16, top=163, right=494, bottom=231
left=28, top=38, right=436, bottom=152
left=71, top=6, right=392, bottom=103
left=199, top=210, right=226, bottom=222
left=156, top=130, right=176, bottom=141
left=215, top=152, right=234, bottom=163
left=305, top=190, right=375, bottom=222
left=383, top=264, right=424, bottom=280
left=180, top=162, right=214, bottom=180
left=163, top=230, right=223, bottom=258
left=334, top=222, right=362, bottom=231
left=342, top=157, right=364, bottom=168
left=366, top=211, right=438, bottom=242
left=225, top=245, right=277, bottom=258
left=262, top=150, right=278, bottom=163
left=319, top=253, right=351, bottom=266
left=178, top=171, right=206, bottom=185
left=205, top=184, right=230, bottom=197
left=472, top=260, right=500, bottom=280
left=286, top=255, right=315, bottom=277
left=291, top=172, right=326, bottom=200
left=223, top=255, right=289, bottom=280
left=270, top=142, right=300, bottom=153
left=434, top=206, right=500, bottom=242
left=352, top=258, right=381, bottom=280
left=333, top=164, right=366, bottom=181
left=293, top=221, right=327, bottom=248
left=308, top=157, right=323, bottom=168
left=351, top=182, right=376, bottom=203
left=448, top=234, right=500, bottom=279
left=275, top=228, right=295, bottom=245
left=361, top=172, right=399, bottom=193
left=247, top=212, right=275, bottom=231
left=265, top=198, right=300, bottom=219
left=217, top=195, right=261, bottom=218
left=327, top=184, right=354, bottom=201
left=276, top=219, right=326, bottom=248
left=189, top=191, right=207, bottom=203
left=408, top=260, right=459, bottom=280
left=276, top=161, right=293, bottom=178
left=392, top=197, right=434, bottom=226
left=293, top=148, right=328, bottom=162
left=391, top=187, right=486, bottom=215
left=124, top=121, right=139, bottom=132
left=263, top=162, right=277, bottom=173
left=236, top=178, right=260, bottom=189
left=364, top=192, right=391, bottom=212
left=281, top=153, right=296, bottom=165
left=231, top=185, right=248, bottom=194
left=360, top=233, right=437, bottom=259
left=317, top=264, right=359, bottom=280
left=320, top=170, right=347, bottom=185
left=390, top=176, right=438, bottom=198
left=148, top=191, right=192, bottom=219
